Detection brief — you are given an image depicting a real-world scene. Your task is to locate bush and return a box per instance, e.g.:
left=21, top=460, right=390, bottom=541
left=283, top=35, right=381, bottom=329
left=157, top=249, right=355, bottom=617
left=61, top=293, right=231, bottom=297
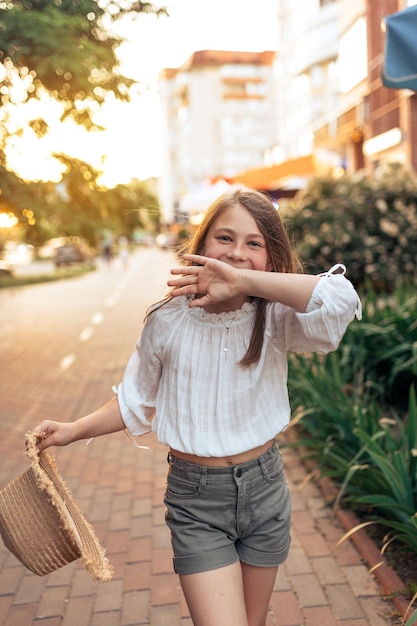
left=286, top=282, right=417, bottom=555
left=282, top=162, right=417, bottom=291
left=344, top=282, right=417, bottom=409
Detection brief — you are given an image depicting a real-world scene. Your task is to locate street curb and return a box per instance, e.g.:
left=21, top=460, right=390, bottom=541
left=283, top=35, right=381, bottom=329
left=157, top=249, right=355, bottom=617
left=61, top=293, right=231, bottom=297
left=317, top=473, right=412, bottom=622
left=284, top=432, right=413, bottom=622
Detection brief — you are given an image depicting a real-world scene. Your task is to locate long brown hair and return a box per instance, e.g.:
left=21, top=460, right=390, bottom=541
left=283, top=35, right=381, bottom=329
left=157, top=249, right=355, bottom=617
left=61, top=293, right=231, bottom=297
left=149, top=187, right=303, bottom=366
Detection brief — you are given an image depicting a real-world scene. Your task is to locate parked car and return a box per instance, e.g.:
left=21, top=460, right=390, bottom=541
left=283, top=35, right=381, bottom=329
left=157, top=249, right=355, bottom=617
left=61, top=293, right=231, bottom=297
left=0, top=260, right=13, bottom=276
left=55, top=240, right=95, bottom=267
left=155, top=232, right=179, bottom=249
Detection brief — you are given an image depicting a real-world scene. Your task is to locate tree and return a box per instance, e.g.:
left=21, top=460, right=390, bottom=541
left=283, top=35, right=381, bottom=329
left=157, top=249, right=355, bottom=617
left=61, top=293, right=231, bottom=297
left=0, top=0, right=167, bottom=183
left=0, top=1, right=165, bottom=243
left=0, top=1, right=167, bottom=130
left=50, top=154, right=160, bottom=245
left=0, top=151, right=160, bottom=249
left=0, top=154, right=48, bottom=250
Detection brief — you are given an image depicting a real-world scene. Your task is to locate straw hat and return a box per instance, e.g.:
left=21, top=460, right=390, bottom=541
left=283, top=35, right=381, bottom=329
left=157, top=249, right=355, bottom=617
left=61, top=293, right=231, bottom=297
left=0, top=432, right=113, bottom=581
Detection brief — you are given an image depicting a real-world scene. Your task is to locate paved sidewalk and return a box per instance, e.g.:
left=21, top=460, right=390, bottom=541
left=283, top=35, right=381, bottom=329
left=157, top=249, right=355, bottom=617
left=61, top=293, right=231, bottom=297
left=0, top=252, right=404, bottom=625
left=0, top=429, right=401, bottom=626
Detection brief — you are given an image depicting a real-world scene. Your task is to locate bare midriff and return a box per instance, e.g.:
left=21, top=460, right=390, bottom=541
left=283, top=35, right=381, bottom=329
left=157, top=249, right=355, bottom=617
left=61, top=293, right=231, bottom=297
left=169, top=438, right=276, bottom=468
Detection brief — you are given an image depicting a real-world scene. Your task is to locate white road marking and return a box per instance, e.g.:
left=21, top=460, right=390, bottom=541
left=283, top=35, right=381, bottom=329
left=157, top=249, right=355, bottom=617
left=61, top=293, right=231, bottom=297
left=60, top=354, right=76, bottom=370
left=79, top=326, right=94, bottom=342
left=105, top=296, right=117, bottom=307
left=91, top=312, right=104, bottom=325
left=58, top=271, right=134, bottom=368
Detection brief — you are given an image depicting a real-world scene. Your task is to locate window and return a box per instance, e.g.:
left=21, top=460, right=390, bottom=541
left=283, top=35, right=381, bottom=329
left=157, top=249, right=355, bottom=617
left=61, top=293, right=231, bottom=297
left=339, top=18, right=367, bottom=93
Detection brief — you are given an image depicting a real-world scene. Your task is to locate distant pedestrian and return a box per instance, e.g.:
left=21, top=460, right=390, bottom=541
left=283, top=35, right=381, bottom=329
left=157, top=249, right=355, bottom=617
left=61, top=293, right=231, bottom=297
left=118, top=235, right=129, bottom=268
left=102, top=239, right=113, bottom=266
left=32, top=187, right=361, bottom=626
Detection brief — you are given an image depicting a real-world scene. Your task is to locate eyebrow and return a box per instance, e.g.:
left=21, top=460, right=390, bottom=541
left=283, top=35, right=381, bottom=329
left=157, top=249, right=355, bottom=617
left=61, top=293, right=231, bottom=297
left=214, top=227, right=265, bottom=240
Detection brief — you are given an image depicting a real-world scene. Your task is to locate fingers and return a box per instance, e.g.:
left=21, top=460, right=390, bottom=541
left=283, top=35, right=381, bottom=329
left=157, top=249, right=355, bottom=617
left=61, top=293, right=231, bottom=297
left=182, top=254, right=205, bottom=265
left=188, top=295, right=210, bottom=308
left=25, top=426, right=46, bottom=455
left=168, top=273, right=198, bottom=286
left=31, top=420, right=56, bottom=452
left=170, top=254, right=206, bottom=275
left=168, top=266, right=201, bottom=297
left=170, top=266, right=199, bottom=278
left=170, top=285, right=199, bottom=299
left=33, top=420, right=48, bottom=435
left=167, top=277, right=199, bottom=295
left=36, top=436, right=47, bottom=453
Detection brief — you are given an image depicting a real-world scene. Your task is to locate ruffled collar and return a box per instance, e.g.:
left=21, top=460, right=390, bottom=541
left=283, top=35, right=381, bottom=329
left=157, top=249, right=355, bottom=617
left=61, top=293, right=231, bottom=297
left=184, top=297, right=256, bottom=325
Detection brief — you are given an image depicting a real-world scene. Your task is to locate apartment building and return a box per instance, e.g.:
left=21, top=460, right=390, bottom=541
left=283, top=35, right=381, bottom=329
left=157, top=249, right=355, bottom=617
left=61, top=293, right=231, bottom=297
left=312, top=0, right=417, bottom=173
left=157, top=50, right=276, bottom=222
left=274, top=0, right=340, bottom=163
left=235, top=0, right=417, bottom=196
left=233, top=0, right=341, bottom=196
left=157, top=1, right=417, bottom=220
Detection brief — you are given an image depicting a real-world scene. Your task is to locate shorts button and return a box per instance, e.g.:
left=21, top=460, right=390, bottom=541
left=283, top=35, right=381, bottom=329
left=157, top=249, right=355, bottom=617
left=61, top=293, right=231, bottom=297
left=235, top=468, right=243, bottom=478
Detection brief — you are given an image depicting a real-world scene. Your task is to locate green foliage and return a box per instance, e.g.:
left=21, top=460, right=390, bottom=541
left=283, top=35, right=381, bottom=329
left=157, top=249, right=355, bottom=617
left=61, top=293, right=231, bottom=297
left=0, top=0, right=168, bottom=175
left=287, top=349, right=380, bottom=473
left=346, top=283, right=417, bottom=409
left=283, top=163, right=417, bottom=291
left=286, top=282, right=417, bottom=555
left=0, top=1, right=167, bottom=115
left=0, top=0, right=166, bottom=235
left=0, top=155, right=160, bottom=248
left=404, top=601, right=417, bottom=626
left=331, top=389, right=417, bottom=556
left=0, top=161, right=49, bottom=250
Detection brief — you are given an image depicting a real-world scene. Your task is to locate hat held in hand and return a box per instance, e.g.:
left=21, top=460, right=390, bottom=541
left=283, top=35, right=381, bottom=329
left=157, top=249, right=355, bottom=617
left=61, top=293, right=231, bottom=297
left=0, top=431, right=113, bottom=581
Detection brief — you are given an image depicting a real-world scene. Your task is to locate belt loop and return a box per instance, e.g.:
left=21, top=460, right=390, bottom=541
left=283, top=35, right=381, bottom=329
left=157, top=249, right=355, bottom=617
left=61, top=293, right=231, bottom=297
left=200, top=466, right=208, bottom=487
left=259, top=453, right=267, bottom=479
left=259, top=442, right=275, bottom=478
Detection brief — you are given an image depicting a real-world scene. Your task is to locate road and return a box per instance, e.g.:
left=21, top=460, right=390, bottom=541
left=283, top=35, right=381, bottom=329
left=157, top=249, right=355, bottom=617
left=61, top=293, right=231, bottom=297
left=0, top=245, right=178, bottom=476
left=0, top=247, right=176, bottom=435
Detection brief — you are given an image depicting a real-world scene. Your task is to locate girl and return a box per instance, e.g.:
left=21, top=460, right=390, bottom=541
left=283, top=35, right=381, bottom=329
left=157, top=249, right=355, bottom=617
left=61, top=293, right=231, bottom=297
left=33, top=188, right=361, bottom=626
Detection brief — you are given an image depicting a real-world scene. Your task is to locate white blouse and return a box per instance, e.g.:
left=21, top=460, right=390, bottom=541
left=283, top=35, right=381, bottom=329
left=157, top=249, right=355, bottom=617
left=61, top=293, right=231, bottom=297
left=116, top=267, right=361, bottom=456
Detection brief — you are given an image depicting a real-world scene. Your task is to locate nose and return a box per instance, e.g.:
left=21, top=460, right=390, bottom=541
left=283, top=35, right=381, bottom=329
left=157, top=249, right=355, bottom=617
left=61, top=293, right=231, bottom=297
left=227, top=241, right=247, bottom=261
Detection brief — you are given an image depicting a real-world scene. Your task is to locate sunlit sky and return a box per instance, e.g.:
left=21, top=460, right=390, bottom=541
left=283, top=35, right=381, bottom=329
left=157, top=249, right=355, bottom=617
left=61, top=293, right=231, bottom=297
left=4, top=0, right=279, bottom=187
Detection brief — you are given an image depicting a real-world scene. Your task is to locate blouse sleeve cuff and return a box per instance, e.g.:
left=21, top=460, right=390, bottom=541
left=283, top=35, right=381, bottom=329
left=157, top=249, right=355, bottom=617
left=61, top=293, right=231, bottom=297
left=113, top=383, right=153, bottom=437
left=306, top=264, right=362, bottom=320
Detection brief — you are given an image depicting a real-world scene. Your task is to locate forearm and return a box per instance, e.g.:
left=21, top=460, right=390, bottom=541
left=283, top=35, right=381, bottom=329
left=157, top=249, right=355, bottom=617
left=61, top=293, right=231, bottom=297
left=34, top=396, right=127, bottom=451
left=240, top=270, right=321, bottom=312
left=169, top=254, right=321, bottom=312
left=71, top=396, right=126, bottom=441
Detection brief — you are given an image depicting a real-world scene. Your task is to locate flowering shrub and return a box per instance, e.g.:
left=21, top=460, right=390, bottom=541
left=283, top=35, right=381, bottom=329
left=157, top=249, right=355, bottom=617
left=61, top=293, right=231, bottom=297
left=282, top=162, right=417, bottom=291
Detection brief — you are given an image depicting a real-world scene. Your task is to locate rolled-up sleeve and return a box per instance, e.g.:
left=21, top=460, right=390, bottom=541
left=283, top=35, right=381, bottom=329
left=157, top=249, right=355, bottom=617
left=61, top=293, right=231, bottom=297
left=115, top=327, right=162, bottom=436
left=293, top=269, right=361, bottom=352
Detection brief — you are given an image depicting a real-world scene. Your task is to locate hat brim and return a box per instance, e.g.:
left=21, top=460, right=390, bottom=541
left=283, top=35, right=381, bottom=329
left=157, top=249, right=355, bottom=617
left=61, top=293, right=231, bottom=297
left=0, top=432, right=113, bottom=582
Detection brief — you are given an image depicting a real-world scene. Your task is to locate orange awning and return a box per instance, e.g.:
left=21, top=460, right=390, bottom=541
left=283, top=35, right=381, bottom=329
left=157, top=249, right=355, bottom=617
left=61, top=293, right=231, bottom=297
left=232, top=155, right=317, bottom=190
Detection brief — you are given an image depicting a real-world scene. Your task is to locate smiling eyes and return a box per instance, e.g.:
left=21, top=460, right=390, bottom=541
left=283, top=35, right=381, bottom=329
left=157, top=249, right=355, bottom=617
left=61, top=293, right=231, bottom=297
left=216, top=234, right=264, bottom=248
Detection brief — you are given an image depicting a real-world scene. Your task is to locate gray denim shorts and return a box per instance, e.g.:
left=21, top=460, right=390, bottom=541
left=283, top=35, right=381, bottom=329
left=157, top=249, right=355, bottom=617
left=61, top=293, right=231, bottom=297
left=164, top=442, right=291, bottom=575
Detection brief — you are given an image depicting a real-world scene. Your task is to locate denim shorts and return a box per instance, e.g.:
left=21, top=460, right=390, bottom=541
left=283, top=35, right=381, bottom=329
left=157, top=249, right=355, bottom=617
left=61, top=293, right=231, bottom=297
left=164, top=442, right=291, bottom=575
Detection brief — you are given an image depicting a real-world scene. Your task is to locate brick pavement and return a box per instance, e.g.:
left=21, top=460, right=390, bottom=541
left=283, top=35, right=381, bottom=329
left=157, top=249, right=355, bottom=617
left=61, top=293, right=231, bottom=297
left=0, top=430, right=401, bottom=626
left=0, top=252, right=404, bottom=625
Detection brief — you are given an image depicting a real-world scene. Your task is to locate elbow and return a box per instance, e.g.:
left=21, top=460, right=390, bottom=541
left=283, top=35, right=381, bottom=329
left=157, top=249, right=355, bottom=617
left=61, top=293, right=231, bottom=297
left=313, top=318, right=352, bottom=353
left=313, top=337, right=341, bottom=354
